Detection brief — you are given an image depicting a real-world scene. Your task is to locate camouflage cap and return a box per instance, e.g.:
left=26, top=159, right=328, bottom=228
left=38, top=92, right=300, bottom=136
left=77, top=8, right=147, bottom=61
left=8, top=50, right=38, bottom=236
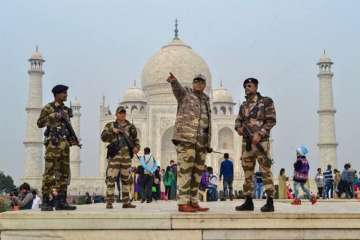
left=243, top=78, right=259, bottom=87
left=193, top=74, right=207, bottom=83
left=116, top=106, right=126, bottom=114
left=52, top=84, right=68, bottom=95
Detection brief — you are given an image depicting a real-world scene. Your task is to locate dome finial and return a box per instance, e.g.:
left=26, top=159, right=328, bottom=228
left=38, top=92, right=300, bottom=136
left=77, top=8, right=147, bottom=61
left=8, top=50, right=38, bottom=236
left=36, top=45, right=39, bottom=52
left=174, top=18, right=179, bottom=40
left=220, top=80, right=223, bottom=87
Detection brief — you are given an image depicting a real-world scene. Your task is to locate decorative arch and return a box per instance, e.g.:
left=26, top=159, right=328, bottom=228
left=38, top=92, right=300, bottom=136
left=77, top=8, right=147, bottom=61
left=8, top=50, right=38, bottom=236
left=161, top=126, right=176, bottom=168
left=218, top=127, right=234, bottom=150
left=220, top=106, right=226, bottom=115
left=213, top=107, right=218, bottom=115
left=131, top=105, right=138, bottom=113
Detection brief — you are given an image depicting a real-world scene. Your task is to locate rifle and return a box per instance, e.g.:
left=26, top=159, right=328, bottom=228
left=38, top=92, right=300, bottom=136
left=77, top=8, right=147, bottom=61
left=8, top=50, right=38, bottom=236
left=54, top=107, right=82, bottom=148
left=106, top=124, right=135, bottom=160
left=242, top=124, right=274, bottom=166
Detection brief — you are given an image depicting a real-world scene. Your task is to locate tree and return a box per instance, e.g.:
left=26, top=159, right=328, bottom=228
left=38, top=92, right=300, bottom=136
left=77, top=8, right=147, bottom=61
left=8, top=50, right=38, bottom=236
left=0, top=171, right=16, bottom=194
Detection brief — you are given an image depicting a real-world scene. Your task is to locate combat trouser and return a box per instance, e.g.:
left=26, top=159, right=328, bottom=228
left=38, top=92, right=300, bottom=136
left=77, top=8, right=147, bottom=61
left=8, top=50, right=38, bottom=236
left=176, top=142, right=207, bottom=205
left=105, top=147, right=132, bottom=204
left=42, top=140, right=70, bottom=198
left=241, top=141, right=275, bottom=198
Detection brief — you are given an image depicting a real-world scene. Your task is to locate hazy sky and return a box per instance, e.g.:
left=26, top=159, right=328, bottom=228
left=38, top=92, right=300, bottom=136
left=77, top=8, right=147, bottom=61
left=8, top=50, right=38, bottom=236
left=1, top=0, right=359, bottom=183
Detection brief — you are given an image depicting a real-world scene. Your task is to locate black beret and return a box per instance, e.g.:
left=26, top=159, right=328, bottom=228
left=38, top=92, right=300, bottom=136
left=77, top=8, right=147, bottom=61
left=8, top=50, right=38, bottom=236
left=243, top=78, right=259, bottom=87
left=52, top=84, right=69, bottom=95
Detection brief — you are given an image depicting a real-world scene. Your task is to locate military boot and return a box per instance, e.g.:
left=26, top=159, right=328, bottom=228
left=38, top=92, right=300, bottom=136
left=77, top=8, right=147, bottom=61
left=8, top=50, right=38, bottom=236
left=41, top=196, right=53, bottom=211
left=235, top=196, right=254, bottom=211
left=260, top=197, right=274, bottom=212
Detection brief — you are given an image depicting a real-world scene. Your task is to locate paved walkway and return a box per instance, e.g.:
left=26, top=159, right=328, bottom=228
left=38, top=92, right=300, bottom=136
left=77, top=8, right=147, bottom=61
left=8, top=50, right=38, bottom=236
left=63, top=199, right=360, bottom=214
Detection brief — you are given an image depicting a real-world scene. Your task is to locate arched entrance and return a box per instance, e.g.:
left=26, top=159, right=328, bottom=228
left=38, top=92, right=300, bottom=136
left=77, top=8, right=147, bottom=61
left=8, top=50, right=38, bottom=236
left=218, top=127, right=234, bottom=150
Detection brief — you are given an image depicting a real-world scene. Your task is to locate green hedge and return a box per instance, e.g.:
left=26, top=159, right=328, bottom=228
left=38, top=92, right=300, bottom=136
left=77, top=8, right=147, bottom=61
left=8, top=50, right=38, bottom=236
left=0, top=196, right=12, bottom=212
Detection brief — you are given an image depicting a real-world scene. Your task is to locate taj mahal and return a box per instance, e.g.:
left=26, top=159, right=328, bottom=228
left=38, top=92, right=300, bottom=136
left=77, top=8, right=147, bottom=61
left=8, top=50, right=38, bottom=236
left=22, top=23, right=338, bottom=195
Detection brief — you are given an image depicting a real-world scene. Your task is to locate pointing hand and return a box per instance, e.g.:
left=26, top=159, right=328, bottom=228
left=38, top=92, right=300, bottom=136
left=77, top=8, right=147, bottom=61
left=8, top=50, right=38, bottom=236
left=167, top=72, right=177, bottom=83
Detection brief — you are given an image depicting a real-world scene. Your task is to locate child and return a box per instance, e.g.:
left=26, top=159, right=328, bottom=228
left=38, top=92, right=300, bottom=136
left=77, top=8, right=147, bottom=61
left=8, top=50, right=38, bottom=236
left=292, top=146, right=317, bottom=205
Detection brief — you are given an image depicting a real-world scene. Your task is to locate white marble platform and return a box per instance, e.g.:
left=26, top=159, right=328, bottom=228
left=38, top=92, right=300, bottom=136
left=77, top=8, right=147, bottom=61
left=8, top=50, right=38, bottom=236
left=1, top=200, right=360, bottom=240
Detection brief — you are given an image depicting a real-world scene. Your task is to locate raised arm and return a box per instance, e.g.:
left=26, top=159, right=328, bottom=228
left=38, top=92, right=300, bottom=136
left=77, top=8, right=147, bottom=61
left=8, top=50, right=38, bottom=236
left=167, top=72, right=186, bottom=101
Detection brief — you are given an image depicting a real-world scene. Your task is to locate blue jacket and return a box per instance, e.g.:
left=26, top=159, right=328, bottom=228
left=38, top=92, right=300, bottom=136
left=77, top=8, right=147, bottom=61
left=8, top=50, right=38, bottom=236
left=140, top=155, right=158, bottom=174
left=220, top=159, right=234, bottom=181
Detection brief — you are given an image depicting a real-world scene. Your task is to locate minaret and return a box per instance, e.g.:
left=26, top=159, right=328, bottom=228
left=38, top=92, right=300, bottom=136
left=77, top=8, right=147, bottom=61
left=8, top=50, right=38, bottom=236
left=23, top=46, right=45, bottom=188
left=70, top=98, right=81, bottom=177
left=317, top=51, right=338, bottom=169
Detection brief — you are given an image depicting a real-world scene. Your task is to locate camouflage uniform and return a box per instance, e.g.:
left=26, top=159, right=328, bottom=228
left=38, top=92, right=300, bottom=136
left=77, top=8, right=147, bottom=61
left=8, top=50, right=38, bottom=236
left=170, top=79, right=211, bottom=205
left=101, top=120, right=139, bottom=204
left=235, top=93, right=276, bottom=198
left=37, top=101, right=73, bottom=198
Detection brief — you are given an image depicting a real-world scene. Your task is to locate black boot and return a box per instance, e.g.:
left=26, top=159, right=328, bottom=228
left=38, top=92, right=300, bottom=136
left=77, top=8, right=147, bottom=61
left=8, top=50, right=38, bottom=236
left=235, top=196, right=254, bottom=211
left=41, top=196, right=53, bottom=211
left=261, top=197, right=274, bottom=212
left=55, top=193, right=76, bottom=211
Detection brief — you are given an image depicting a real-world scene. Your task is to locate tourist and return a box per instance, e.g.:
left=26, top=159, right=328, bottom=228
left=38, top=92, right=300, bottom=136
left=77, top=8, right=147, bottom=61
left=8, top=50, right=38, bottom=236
left=285, top=177, right=294, bottom=199
left=278, top=168, right=287, bottom=199
left=234, top=77, right=277, bottom=212
left=354, top=171, right=359, bottom=198
left=207, top=167, right=218, bottom=201
left=169, top=160, right=177, bottom=200
left=134, top=166, right=144, bottom=201
left=323, top=164, right=334, bottom=199
left=31, top=189, right=41, bottom=210
left=219, top=153, right=234, bottom=200
left=85, top=192, right=92, bottom=204
left=152, top=166, right=161, bottom=201
left=139, top=147, right=158, bottom=203
left=339, top=163, right=355, bottom=198
left=334, top=169, right=341, bottom=197
left=254, top=171, right=264, bottom=199
left=160, top=169, right=166, bottom=200
left=11, top=183, right=33, bottom=210
left=315, top=168, right=324, bottom=198
left=164, top=166, right=176, bottom=200
left=291, top=146, right=316, bottom=205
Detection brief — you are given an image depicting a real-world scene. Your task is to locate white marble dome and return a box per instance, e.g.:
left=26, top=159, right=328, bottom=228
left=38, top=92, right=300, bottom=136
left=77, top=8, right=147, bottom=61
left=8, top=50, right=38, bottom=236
left=318, top=52, right=332, bottom=63
left=213, top=86, right=234, bottom=103
left=30, top=50, right=44, bottom=60
left=122, top=86, right=147, bottom=103
left=141, top=37, right=212, bottom=102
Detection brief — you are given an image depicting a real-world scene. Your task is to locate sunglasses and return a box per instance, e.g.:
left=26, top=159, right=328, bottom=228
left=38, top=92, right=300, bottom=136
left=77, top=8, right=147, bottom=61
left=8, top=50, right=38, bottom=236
left=244, top=84, right=254, bottom=89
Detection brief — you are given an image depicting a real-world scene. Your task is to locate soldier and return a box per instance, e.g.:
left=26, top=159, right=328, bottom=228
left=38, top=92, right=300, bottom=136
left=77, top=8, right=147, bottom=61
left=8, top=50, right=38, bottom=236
left=235, top=78, right=277, bottom=212
left=101, top=106, right=140, bottom=209
left=167, top=72, right=211, bottom=212
left=37, top=84, right=78, bottom=211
